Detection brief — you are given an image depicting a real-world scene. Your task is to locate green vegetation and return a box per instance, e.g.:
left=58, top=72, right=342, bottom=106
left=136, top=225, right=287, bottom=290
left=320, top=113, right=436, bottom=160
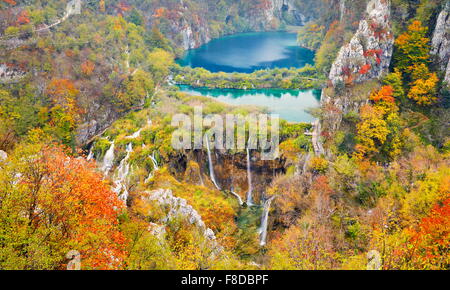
left=173, top=65, right=326, bottom=90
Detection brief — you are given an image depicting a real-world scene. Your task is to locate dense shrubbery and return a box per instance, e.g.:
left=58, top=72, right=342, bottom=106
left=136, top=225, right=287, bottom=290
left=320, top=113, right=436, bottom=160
left=173, top=65, right=326, bottom=90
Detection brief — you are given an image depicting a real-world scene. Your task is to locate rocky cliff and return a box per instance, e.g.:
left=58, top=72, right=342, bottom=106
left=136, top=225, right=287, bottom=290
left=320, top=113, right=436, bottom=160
left=328, top=0, right=394, bottom=86
left=316, top=0, right=394, bottom=154
left=0, top=63, right=26, bottom=83
left=431, top=2, right=450, bottom=86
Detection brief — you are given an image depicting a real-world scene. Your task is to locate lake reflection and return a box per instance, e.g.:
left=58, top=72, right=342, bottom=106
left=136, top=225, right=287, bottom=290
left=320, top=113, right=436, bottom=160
left=179, top=85, right=321, bottom=123
left=177, top=32, right=315, bottom=73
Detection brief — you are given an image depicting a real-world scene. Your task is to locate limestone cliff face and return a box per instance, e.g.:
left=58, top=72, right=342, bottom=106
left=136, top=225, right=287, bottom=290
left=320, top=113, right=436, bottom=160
left=76, top=103, right=122, bottom=145
left=142, top=189, right=222, bottom=253
left=431, top=2, right=450, bottom=86
left=328, top=0, right=394, bottom=86
left=0, top=64, right=26, bottom=83
left=316, top=0, right=394, bottom=154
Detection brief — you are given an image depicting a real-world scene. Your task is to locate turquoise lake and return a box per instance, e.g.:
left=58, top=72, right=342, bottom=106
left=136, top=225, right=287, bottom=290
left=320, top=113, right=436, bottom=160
left=177, top=32, right=320, bottom=123
left=177, top=32, right=315, bottom=73
left=179, top=85, right=321, bottom=123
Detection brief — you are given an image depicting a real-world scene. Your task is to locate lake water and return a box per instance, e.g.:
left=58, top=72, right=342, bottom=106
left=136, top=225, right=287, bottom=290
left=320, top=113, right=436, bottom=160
left=177, top=32, right=315, bottom=73
left=179, top=85, right=321, bottom=123
left=177, top=32, right=320, bottom=123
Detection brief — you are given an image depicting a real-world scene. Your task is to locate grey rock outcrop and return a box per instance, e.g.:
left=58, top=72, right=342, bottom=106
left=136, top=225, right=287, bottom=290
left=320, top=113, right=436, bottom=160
left=329, top=0, right=394, bottom=86
left=0, top=64, right=26, bottom=83
left=145, top=189, right=218, bottom=242
left=431, top=2, right=450, bottom=86
left=316, top=0, right=394, bottom=154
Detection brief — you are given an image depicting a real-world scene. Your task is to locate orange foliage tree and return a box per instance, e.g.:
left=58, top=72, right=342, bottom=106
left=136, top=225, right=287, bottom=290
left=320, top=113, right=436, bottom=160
left=394, top=21, right=430, bottom=74
left=405, top=196, right=450, bottom=269
left=81, top=60, right=95, bottom=76
left=0, top=145, right=127, bottom=269
left=44, top=79, right=81, bottom=144
left=1, top=0, right=16, bottom=5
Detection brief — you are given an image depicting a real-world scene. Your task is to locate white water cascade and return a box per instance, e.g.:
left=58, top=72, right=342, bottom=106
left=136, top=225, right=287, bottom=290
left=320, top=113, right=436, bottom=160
left=101, top=141, right=115, bottom=175
left=259, top=196, right=276, bottom=247
left=205, top=134, right=221, bottom=190
left=246, top=148, right=253, bottom=206
left=145, top=152, right=160, bottom=183
left=86, top=144, right=94, bottom=161
left=113, top=143, right=133, bottom=202
left=126, top=129, right=142, bottom=139
left=229, top=185, right=244, bottom=206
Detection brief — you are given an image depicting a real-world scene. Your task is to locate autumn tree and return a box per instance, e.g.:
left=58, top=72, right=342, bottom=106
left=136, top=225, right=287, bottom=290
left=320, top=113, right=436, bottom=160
left=147, top=48, right=174, bottom=86
left=407, top=64, right=439, bottom=105
left=355, top=86, right=403, bottom=161
left=355, top=105, right=390, bottom=159
left=394, top=21, right=430, bottom=75
left=115, top=70, right=154, bottom=111
left=404, top=196, right=450, bottom=269
left=383, top=69, right=405, bottom=102
left=81, top=60, right=95, bottom=76
left=43, top=79, right=80, bottom=145
left=0, top=144, right=127, bottom=269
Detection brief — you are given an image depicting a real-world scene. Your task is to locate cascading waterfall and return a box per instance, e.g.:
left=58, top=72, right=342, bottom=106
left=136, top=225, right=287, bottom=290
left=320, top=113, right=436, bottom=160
left=101, top=141, right=115, bottom=175
left=229, top=185, right=244, bottom=206
left=126, top=129, right=142, bottom=139
left=149, top=152, right=159, bottom=171
left=145, top=152, right=160, bottom=183
left=205, top=134, right=221, bottom=190
left=246, top=148, right=253, bottom=206
left=87, top=144, right=94, bottom=161
left=259, top=196, right=276, bottom=247
left=113, top=143, right=133, bottom=202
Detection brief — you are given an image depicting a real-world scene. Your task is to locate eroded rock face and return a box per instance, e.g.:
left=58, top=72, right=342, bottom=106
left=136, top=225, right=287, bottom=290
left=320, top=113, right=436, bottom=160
left=145, top=189, right=218, bottom=241
left=142, top=188, right=224, bottom=257
left=316, top=0, right=394, bottom=153
left=329, top=0, right=394, bottom=86
left=431, top=2, right=450, bottom=86
left=0, top=64, right=26, bottom=83
left=76, top=102, right=121, bottom=145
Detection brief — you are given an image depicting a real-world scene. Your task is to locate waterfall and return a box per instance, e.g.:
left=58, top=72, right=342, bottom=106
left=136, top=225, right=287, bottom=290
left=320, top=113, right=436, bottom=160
left=101, top=141, right=115, bottom=175
left=259, top=196, right=276, bottom=247
left=205, top=134, right=221, bottom=190
left=229, top=185, right=244, bottom=206
left=113, top=143, right=133, bottom=202
left=246, top=148, right=253, bottom=206
left=87, top=144, right=94, bottom=161
left=145, top=152, right=160, bottom=183
left=149, top=152, right=159, bottom=171
left=126, top=129, right=142, bottom=139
